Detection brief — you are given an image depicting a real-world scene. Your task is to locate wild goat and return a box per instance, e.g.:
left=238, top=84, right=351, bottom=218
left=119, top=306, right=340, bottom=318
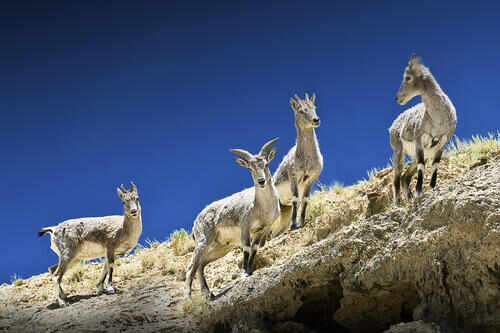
left=390, top=54, right=457, bottom=205
left=38, top=182, right=142, bottom=307
left=184, top=138, right=280, bottom=299
left=271, top=93, right=323, bottom=235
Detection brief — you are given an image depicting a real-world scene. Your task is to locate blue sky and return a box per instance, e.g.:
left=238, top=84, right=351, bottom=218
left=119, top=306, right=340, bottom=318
left=1, top=0, right=499, bottom=284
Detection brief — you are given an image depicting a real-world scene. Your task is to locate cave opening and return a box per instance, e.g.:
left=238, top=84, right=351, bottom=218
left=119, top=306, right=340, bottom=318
left=292, top=280, right=349, bottom=333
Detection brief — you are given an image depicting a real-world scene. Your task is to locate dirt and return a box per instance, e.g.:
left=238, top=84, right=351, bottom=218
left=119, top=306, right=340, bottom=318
left=0, top=277, right=199, bottom=333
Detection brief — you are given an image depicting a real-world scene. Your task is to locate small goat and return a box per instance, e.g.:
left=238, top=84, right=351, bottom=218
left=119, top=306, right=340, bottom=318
left=390, top=54, right=457, bottom=205
left=271, top=93, right=323, bottom=234
left=38, top=182, right=142, bottom=307
left=184, top=138, right=280, bottom=299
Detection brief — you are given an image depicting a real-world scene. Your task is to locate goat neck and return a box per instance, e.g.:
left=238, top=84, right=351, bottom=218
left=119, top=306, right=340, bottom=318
left=421, top=74, right=456, bottom=131
left=254, top=168, right=279, bottom=214
left=296, top=120, right=320, bottom=159
left=122, top=209, right=142, bottom=238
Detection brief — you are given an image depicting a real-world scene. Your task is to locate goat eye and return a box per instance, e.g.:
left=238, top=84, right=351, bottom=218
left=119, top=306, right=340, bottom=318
left=406, top=76, right=411, bottom=82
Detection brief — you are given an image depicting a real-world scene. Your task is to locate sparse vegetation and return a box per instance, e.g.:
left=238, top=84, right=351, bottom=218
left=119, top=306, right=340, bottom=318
left=181, top=295, right=212, bottom=318
left=2, top=133, right=499, bottom=330
left=169, top=228, right=195, bottom=256
left=11, top=274, right=23, bottom=287
left=446, top=132, right=500, bottom=165
left=69, top=263, right=86, bottom=283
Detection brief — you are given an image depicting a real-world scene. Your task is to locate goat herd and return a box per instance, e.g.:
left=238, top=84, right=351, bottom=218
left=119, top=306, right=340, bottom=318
left=38, top=54, right=457, bottom=307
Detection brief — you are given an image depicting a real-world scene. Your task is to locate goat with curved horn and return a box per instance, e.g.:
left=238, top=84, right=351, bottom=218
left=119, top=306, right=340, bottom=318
left=185, top=138, right=280, bottom=299
left=230, top=148, right=253, bottom=161
left=259, top=137, right=279, bottom=157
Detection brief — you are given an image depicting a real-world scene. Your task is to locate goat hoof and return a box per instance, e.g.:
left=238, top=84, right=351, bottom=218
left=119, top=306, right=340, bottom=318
left=105, top=285, right=116, bottom=294
left=240, top=271, right=251, bottom=278
left=58, top=298, right=69, bottom=308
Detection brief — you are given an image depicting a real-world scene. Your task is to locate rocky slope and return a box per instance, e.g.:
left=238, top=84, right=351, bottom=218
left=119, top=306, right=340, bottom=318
left=207, top=154, right=500, bottom=332
left=1, top=277, right=199, bottom=332
left=1, top=139, right=499, bottom=333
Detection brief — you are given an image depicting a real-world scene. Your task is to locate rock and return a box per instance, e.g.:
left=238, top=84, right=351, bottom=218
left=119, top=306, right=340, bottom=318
left=272, top=321, right=317, bottom=333
left=383, top=320, right=441, bottom=333
left=313, top=227, right=330, bottom=242
left=376, top=167, right=393, bottom=179
left=209, top=155, right=500, bottom=333
left=366, top=191, right=385, bottom=216
left=469, top=156, right=488, bottom=170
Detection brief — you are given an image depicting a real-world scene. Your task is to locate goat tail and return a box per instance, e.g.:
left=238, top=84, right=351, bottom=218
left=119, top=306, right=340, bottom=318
left=38, top=227, right=53, bottom=238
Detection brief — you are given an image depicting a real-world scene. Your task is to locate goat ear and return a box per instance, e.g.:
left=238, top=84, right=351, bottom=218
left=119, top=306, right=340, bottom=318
left=235, top=158, right=249, bottom=168
left=117, top=187, right=124, bottom=198
left=266, top=148, right=276, bottom=163
left=416, top=67, right=428, bottom=80
left=289, top=98, right=298, bottom=111
left=310, top=93, right=316, bottom=104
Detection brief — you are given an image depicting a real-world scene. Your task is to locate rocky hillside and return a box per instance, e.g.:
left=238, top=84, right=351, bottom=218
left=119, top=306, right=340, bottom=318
left=1, top=134, right=499, bottom=333
left=209, top=152, right=500, bottom=333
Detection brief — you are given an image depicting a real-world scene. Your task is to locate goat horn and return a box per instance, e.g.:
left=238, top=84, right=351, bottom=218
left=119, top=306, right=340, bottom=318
left=311, top=93, right=316, bottom=103
left=294, top=94, right=301, bottom=103
left=305, top=93, right=310, bottom=101
left=259, top=137, right=279, bottom=156
left=130, top=181, right=137, bottom=192
left=230, top=149, right=253, bottom=161
left=120, top=184, right=127, bottom=192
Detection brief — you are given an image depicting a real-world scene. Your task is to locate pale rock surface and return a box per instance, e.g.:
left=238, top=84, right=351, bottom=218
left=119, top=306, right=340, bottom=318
left=208, top=155, right=500, bottom=333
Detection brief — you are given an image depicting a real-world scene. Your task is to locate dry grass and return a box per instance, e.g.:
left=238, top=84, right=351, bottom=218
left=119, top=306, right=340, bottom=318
left=446, top=132, right=500, bottom=165
left=2, top=133, right=498, bottom=310
left=10, top=274, right=24, bottom=287
left=181, top=295, right=212, bottom=318
left=169, top=229, right=195, bottom=256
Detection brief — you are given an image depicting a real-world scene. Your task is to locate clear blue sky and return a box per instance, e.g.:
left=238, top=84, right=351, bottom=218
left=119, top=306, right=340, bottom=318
left=1, top=1, right=499, bottom=284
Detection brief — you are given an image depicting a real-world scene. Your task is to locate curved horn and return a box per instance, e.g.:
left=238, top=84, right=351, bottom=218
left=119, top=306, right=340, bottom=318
left=259, top=137, right=279, bottom=156
left=120, top=184, right=127, bottom=192
left=130, top=181, right=137, bottom=193
left=230, top=149, right=253, bottom=161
